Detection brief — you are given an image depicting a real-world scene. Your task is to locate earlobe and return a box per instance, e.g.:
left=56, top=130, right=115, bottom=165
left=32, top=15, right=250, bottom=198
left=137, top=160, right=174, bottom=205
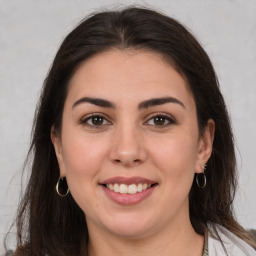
left=195, top=119, right=215, bottom=173
left=50, top=126, right=66, bottom=176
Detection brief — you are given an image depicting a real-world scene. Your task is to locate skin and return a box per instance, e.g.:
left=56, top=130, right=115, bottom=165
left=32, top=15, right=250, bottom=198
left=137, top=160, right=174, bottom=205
left=51, top=49, right=215, bottom=256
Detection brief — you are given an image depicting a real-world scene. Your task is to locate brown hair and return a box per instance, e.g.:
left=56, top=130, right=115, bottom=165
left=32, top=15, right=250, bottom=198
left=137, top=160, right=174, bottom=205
left=6, top=6, right=255, bottom=255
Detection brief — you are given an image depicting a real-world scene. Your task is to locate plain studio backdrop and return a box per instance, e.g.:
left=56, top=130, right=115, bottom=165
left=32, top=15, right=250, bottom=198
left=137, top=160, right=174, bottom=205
left=0, top=0, right=255, bottom=252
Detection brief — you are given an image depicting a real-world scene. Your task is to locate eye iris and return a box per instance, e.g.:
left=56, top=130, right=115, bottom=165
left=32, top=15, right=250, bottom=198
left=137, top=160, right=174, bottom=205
left=154, top=116, right=165, bottom=125
left=92, top=116, right=103, bottom=125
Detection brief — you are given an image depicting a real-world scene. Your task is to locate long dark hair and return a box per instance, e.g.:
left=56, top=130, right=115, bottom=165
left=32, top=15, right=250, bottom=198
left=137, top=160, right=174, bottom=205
left=6, top=6, right=255, bottom=255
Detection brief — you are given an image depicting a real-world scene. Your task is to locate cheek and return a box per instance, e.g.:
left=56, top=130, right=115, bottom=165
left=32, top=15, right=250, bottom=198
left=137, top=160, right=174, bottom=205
left=62, top=129, right=108, bottom=172
left=149, top=132, right=198, bottom=183
left=60, top=132, right=109, bottom=192
left=61, top=134, right=109, bottom=213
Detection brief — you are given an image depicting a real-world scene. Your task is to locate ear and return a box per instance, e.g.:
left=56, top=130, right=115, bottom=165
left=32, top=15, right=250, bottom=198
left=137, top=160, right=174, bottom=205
left=195, top=119, right=215, bottom=173
left=51, top=126, right=66, bottom=177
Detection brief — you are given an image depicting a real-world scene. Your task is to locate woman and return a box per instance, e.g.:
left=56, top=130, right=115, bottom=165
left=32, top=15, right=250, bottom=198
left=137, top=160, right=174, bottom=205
left=5, top=6, right=256, bottom=256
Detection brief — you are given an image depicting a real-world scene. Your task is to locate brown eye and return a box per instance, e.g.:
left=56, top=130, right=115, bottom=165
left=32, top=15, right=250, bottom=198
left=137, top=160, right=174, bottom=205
left=81, top=115, right=110, bottom=127
left=146, top=114, right=175, bottom=127
left=91, top=116, right=104, bottom=125
left=153, top=116, right=166, bottom=125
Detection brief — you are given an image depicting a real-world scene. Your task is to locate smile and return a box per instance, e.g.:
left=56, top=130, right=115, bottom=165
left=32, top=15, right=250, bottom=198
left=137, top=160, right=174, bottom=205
left=100, top=176, right=158, bottom=205
left=105, top=183, right=153, bottom=194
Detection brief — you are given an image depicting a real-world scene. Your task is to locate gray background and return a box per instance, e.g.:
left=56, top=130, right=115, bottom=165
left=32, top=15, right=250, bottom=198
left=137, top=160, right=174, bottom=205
left=0, top=0, right=255, bottom=252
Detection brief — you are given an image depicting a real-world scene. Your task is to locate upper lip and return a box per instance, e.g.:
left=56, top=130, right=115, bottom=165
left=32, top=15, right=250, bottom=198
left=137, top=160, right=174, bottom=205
left=100, top=176, right=157, bottom=185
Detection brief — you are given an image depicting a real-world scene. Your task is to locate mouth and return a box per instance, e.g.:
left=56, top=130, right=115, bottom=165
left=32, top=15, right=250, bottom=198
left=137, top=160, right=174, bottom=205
left=102, top=183, right=158, bottom=194
left=99, top=176, right=158, bottom=205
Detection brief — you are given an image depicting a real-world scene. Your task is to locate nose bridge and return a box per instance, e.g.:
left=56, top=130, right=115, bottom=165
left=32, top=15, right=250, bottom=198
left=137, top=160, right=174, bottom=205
left=109, top=119, right=147, bottom=166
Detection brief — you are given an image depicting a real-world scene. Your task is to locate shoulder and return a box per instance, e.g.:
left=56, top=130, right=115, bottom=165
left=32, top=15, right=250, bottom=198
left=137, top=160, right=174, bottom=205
left=208, top=224, right=256, bottom=256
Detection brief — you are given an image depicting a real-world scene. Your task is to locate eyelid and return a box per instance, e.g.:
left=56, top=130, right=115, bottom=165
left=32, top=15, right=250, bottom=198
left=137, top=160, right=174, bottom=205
left=144, top=112, right=177, bottom=126
left=79, top=112, right=176, bottom=128
left=80, top=113, right=112, bottom=126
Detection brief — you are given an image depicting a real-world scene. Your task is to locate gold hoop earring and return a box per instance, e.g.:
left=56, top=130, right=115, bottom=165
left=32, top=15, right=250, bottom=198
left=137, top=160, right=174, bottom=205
left=56, top=177, right=69, bottom=197
left=196, top=165, right=207, bottom=189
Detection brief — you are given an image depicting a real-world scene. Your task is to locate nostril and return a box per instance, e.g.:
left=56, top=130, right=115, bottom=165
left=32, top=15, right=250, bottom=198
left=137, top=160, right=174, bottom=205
left=114, top=158, right=141, bottom=164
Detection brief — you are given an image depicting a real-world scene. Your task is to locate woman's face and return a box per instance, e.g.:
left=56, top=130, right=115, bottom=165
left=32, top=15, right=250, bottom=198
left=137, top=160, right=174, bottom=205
left=52, top=49, right=214, bottom=239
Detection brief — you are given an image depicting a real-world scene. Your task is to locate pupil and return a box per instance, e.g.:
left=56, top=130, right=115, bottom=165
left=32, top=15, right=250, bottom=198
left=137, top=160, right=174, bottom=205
left=154, top=117, right=165, bottom=125
left=92, top=116, right=103, bottom=125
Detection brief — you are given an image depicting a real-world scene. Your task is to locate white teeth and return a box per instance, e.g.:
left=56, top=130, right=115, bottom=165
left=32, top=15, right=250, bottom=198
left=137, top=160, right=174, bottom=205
left=119, top=184, right=128, bottom=194
left=128, top=184, right=137, bottom=194
left=142, top=183, right=148, bottom=190
left=113, top=183, right=120, bottom=193
left=106, top=183, right=154, bottom=194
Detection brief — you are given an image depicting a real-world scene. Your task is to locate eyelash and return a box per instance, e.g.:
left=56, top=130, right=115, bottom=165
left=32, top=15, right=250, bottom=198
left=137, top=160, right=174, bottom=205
left=144, top=113, right=176, bottom=127
left=80, top=113, right=176, bottom=128
left=80, top=113, right=112, bottom=128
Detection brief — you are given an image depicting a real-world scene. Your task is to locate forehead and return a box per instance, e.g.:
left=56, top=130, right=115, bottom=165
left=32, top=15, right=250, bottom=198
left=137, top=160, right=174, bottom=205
left=66, top=49, right=194, bottom=107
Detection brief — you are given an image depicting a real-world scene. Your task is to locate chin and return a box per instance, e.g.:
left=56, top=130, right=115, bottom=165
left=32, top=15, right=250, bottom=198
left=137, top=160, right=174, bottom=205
left=101, top=213, right=156, bottom=239
left=109, top=225, right=151, bottom=239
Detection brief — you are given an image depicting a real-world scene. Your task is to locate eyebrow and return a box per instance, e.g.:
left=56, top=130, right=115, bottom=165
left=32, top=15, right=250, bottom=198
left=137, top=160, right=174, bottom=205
left=72, top=96, right=185, bottom=110
left=72, top=97, right=116, bottom=109
left=138, top=97, right=185, bottom=109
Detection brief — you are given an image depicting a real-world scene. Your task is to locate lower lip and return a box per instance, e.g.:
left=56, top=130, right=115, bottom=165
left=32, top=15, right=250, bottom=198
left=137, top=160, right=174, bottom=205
left=101, top=185, right=157, bottom=205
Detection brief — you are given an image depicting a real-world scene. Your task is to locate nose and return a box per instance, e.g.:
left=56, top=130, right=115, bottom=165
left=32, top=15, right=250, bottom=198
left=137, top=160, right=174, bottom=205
left=109, top=124, right=147, bottom=167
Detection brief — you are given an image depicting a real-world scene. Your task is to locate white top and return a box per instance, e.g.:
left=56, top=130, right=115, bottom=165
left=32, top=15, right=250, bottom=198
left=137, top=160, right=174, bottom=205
left=208, top=224, right=256, bottom=255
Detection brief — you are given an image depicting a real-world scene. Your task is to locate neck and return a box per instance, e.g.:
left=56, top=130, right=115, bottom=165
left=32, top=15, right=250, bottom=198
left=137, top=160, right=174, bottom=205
left=87, top=219, right=204, bottom=256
